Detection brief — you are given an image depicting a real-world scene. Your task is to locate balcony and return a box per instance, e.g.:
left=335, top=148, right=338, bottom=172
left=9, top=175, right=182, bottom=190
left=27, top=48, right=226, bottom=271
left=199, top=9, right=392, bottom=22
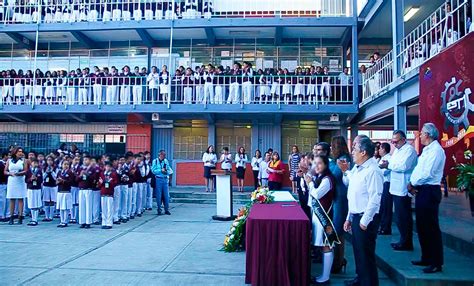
left=361, top=0, right=471, bottom=105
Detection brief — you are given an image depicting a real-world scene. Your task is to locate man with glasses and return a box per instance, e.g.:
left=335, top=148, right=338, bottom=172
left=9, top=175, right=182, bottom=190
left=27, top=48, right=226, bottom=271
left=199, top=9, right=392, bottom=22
left=408, top=123, right=446, bottom=274
left=151, top=150, right=173, bottom=215
left=379, top=130, right=417, bottom=251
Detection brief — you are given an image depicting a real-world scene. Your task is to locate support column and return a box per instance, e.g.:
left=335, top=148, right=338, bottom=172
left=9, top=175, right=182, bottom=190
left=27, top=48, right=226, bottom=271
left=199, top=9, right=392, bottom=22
left=147, top=47, right=152, bottom=71
left=349, top=124, right=358, bottom=149
left=251, top=120, right=259, bottom=154
left=394, top=94, right=407, bottom=132
left=340, top=125, right=348, bottom=140
left=391, top=0, right=404, bottom=77
left=272, top=124, right=282, bottom=155
left=208, top=122, right=216, bottom=147
left=351, top=0, right=359, bottom=105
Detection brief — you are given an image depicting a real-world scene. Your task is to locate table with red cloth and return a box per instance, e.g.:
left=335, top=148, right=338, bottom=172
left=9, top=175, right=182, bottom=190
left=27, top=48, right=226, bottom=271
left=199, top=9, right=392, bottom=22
left=245, top=202, right=310, bottom=286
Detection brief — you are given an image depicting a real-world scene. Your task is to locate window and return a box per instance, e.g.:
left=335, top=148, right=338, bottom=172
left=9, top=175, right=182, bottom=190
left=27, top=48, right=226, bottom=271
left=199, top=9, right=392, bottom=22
left=216, top=122, right=252, bottom=155
left=281, top=121, right=318, bottom=160
left=60, top=134, right=85, bottom=143
left=173, top=120, right=208, bottom=160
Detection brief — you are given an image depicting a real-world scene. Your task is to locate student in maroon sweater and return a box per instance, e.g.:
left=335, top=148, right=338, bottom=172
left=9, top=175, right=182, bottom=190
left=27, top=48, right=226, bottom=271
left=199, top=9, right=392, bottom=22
left=99, top=161, right=119, bottom=229
left=26, top=159, right=43, bottom=226
left=77, top=155, right=97, bottom=229
left=90, top=157, right=102, bottom=225
left=56, top=161, right=75, bottom=228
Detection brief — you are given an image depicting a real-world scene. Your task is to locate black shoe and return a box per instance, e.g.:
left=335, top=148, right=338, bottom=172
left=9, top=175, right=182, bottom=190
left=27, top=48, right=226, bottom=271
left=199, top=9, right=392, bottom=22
left=146, top=208, right=152, bottom=211
left=120, top=219, right=127, bottom=223
left=378, top=230, right=391, bottom=235
left=18, top=216, right=23, bottom=224
left=130, top=215, right=135, bottom=219
left=70, top=219, right=77, bottom=224
left=101, top=226, right=107, bottom=229
left=85, top=224, right=91, bottom=229
left=157, top=212, right=162, bottom=216
left=392, top=244, right=414, bottom=251
left=93, top=221, right=101, bottom=225
left=165, top=211, right=171, bottom=215
left=8, top=217, right=14, bottom=225
left=80, top=224, right=86, bottom=228
left=331, top=258, right=347, bottom=274
left=106, top=226, right=112, bottom=229
left=423, top=265, right=442, bottom=273
left=42, top=218, right=49, bottom=222
left=113, top=221, right=121, bottom=225
left=412, top=260, right=430, bottom=266
left=344, top=278, right=360, bottom=286
left=137, top=213, right=142, bottom=217
left=27, top=221, right=38, bottom=226
left=63, top=223, right=68, bottom=228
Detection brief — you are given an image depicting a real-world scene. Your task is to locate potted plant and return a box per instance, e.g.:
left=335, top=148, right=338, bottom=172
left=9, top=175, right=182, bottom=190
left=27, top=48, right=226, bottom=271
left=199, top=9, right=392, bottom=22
left=454, top=150, right=474, bottom=217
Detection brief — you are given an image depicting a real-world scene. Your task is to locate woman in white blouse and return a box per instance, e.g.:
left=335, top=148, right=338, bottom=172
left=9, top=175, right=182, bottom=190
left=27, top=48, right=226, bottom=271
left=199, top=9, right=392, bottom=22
left=235, top=147, right=248, bottom=193
left=250, top=150, right=263, bottom=190
left=202, top=145, right=217, bottom=192
left=304, top=155, right=336, bottom=284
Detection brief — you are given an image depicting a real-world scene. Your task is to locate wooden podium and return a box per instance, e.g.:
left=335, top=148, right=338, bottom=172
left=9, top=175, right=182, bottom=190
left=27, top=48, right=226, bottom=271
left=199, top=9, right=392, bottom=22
left=211, top=169, right=235, bottom=221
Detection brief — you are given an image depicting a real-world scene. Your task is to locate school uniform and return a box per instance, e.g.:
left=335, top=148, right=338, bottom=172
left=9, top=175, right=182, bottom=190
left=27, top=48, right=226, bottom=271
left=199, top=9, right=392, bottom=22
left=133, top=1, right=142, bottom=21
left=78, top=73, right=90, bottom=105
left=106, top=72, right=119, bottom=104
left=100, top=169, right=118, bottom=227
left=87, top=1, right=99, bottom=21
left=61, top=4, right=70, bottom=22
left=70, top=163, right=80, bottom=222
left=183, top=0, right=198, bottom=19
left=159, top=71, right=170, bottom=103
left=131, top=72, right=143, bottom=105
left=258, top=74, right=270, bottom=104
left=227, top=69, right=241, bottom=104
left=294, top=74, right=305, bottom=105
left=250, top=157, right=263, bottom=190
left=133, top=163, right=147, bottom=216
left=119, top=72, right=131, bottom=105
left=102, top=1, right=112, bottom=21
left=77, top=165, right=96, bottom=226
left=57, top=168, right=74, bottom=225
left=320, top=72, right=331, bottom=104
left=45, top=3, right=55, bottom=22
left=235, top=153, right=248, bottom=179
left=144, top=0, right=153, bottom=19
left=155, top=0, right=164, bottom=19
left=0, top=160, right=8, bottom=220
left=147, top=72, right=159, bottom=103
left=258, top=160, right=269, bottom=187
left=54, top=1, right=63, bottom=22
left=23, top=76, right=33, bottom=104
left=307, top=72, right=317, bottom=104
left=181, top=74, right=194, bottom=104
left=118, top=163, right=131, bottom=220
left=66, top=75, right=77, bottom=105
left=140, top=162, right=150, bottom=213
left=202, top=0, right=212, bottom=19
left=91, top=165, right=102, bottom=224
left=43, top=166, right=59, bottom=220
left=71, top=1, right=81, bottom=22
left=214, top=72, right=225, bottom=104
left=122, top=0, right=131, bottom=20
left=112, top=0, right=121, bottom=20
left=202, top=152, right=217, bottom=179
left=282, top=74, right=292, bottom=104
left=43, top=77, right=56, bottom=104
left=2, top=75, right=13, bottom=105
left=202, top=71, right=215, bottom=104
left=164, top=0, right=175, bottom=19
left=194, top=71, right=205, bottom=103
left=144, top=159, right=153, bottom=210
left=26, top=167, right=43, bottom=224
left=56, top=76, right=67, bottom=104
left=242, top=68, right=253, bottom=104
left=127, top=163, right=136, bottom=217
left=91, top=72, right=103, bottom=105
left=270, top=73, right=282, bottom=103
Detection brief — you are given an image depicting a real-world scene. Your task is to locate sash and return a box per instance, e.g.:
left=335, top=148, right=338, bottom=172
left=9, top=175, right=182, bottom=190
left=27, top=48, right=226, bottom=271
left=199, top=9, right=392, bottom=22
left=311, top=197, right=341, bottom=248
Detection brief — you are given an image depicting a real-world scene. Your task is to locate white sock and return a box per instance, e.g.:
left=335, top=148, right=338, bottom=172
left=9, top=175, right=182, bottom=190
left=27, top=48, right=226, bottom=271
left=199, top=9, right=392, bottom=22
left=317, top=251, right=334, bottom=282
left=60, top=210, right=68, bottom=224
left=44, top=205, right=50, bottom=219
left=50, top=206, right=56, bottom=219
left=32, top=209, right=38, bottom=222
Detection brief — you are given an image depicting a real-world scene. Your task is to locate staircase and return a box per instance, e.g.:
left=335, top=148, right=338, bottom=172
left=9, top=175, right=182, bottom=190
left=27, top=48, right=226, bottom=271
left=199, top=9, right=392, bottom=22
left=170, top=187, right=253, bottom=205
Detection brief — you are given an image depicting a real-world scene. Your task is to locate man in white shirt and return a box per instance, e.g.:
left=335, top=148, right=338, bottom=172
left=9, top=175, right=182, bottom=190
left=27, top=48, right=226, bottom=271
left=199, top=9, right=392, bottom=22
left=408, top=123, right=446, bottom=274
left=339, top=136, right=383, bottom=286
left=258, top=152, right=270, bottom=187
left=380, top=130, right=417, bottom=251
left=378, top=142, right=392, bottom=235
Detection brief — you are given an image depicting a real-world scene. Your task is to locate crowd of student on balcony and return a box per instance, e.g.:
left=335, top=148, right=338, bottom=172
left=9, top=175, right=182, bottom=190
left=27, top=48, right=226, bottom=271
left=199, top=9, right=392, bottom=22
left=0, top=0, right=219, bottom=23
left=0, top=62, right=357, bottom=106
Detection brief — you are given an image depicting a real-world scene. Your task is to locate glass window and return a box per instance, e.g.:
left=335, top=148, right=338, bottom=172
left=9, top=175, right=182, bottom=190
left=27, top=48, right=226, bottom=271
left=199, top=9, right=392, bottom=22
left=173, top=120, right=208, bottom=160
left=216, top=122, right=252, bottom=155
left=281, top=121, right=318, bottom=160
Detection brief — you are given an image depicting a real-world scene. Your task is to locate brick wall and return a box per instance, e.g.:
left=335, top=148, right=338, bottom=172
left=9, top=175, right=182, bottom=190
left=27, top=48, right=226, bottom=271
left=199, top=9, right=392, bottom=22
left=126, top=114, right=152, bottom=153
left=175, top=161, right=291, bottom=188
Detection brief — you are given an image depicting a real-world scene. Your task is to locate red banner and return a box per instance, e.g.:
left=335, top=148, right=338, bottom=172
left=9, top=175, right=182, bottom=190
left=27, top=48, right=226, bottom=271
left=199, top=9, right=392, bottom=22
left=419, top=33, right=474, bottom=175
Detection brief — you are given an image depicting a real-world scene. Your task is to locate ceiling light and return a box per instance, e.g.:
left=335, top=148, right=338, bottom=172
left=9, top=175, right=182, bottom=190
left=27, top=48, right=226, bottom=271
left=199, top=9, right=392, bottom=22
left=404, top=6, right=420, bottom=22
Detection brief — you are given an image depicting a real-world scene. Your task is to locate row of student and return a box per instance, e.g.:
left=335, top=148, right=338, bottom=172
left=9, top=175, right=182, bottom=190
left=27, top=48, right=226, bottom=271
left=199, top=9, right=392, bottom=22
left=2, top=0, right=214, bottom=23
left=0, top=147, right=174, bottom=229
left=0, top=64, right=351, bottom=105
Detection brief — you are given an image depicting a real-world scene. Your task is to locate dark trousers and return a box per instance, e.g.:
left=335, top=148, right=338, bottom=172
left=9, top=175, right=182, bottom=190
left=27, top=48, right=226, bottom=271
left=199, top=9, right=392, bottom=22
left=379, top=182, right=393, bottom=233
left=297, top=183, right=311, bottom=220
left=252, top=170, right=259, bottom=190
left=416, top=185, right=443, bottom=266
left=393, top=194, right=413, bottom=247
left=352, top=213, right=380, bottom=286
left=268, top=181, right=281, bottom=191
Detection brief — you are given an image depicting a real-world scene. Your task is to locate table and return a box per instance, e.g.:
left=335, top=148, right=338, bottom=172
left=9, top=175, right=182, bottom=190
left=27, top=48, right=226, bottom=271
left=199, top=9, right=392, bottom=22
left=272, top=191, right=297, bottom=202
left=245, top=202, right=310, bottom=286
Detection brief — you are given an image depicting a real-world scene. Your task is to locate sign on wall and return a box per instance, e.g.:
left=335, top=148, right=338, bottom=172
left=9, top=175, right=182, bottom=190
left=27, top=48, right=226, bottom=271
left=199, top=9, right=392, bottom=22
left=419, top=33, right=473, bottom=175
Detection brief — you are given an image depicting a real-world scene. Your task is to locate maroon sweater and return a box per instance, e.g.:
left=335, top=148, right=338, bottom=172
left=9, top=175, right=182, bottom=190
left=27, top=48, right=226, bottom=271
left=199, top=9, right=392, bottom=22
left=99, top=170, right=119, bottom=196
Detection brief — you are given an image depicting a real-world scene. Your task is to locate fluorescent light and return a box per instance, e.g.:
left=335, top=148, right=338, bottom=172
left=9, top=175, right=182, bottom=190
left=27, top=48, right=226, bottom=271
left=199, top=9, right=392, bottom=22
left=404, top=6, right=420, bottom=22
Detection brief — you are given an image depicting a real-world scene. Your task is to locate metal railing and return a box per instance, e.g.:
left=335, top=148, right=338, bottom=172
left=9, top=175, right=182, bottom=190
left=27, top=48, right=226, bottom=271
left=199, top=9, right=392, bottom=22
left=0, top=0, right=350, bottom=24
left=361, top=0, right=471, bottom=104
left=0, top=74, right=354, bottom=108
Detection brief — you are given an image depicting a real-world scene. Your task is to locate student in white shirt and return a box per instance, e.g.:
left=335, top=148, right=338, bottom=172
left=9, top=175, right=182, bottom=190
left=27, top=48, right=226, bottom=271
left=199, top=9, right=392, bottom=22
left=202, top=145, right=217, bottom=193
left=250, top=150, right=263, bottom=190
left=235, top=147, right=248, bottom=193
left=380, top=130, right=417, bottom=251
left=258, top=152, right=270, bottom=187
left=339, top=135, right=383, bottom=286
left=378, top=142, right=392, bottom=235
left=219, top=147, right=232, bottom=171
left=408, top=123, right=446, bottom=274
left=147, top=66, right=160, bottom=103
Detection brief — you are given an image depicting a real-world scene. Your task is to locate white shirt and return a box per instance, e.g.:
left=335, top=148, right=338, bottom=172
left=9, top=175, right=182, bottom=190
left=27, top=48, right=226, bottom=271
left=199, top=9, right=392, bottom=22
left=258, top=160, right=269, bottom=180
left=202, top=152, right=217, bottom=167
left=388, top=143, right=418, bottom=196
left=220, top=153, right=232, bottom=170
left=147, top=72, right=159, bottom=89
left=235, top=154, right=248, bottom=168
left=251, top=157, right=263, bottom=171
left=410, top=140, right=446, bottom=186
left=306, top=176, right=331, bottom=208
left=379, top=153, right=391, bottom=183
left=344, top=157, right=384, bottom=227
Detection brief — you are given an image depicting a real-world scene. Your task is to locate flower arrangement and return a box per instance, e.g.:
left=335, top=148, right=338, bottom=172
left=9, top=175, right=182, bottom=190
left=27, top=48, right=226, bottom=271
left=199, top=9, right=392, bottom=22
left=453, top=149, right=473, bottom=197
left=223, top=187, right=274, bottom=252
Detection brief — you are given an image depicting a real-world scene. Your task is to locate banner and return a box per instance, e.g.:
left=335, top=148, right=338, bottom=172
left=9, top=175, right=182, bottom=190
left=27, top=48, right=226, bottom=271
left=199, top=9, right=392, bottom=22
left=419, top=33, right=474, bottom=175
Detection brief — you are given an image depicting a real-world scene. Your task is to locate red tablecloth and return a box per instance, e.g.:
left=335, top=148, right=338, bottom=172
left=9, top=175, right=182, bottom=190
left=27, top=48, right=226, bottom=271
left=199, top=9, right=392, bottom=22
left=245, top=202, right=310, bottom=286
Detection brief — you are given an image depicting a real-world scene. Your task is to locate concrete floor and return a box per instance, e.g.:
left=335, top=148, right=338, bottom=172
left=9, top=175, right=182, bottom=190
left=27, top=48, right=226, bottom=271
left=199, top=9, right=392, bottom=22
left=1, top=203, right=395, bottom=286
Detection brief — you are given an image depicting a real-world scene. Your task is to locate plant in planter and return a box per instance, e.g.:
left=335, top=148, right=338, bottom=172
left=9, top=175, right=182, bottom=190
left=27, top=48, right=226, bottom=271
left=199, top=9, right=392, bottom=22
left=454, top=150, right=474, bottom=217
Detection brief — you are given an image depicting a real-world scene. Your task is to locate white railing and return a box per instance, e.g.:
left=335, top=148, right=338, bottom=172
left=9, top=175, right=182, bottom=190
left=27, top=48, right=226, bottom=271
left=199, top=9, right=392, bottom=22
left=0, top=74, right=354, bottom=108
left=361, top=0, right=471, bottom=104
left=0, top=0, right=350, bottom=25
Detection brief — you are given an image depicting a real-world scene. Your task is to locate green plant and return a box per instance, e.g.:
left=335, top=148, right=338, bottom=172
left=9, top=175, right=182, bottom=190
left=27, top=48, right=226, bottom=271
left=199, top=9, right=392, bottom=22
left=454, top=163, right=474, bottom=197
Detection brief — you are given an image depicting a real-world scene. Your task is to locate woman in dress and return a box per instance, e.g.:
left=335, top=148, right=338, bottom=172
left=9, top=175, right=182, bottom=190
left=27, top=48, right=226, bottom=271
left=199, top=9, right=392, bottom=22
left=250, top=149, right=262, bottom=190
left=202, top=145, right=217, bottom=193
left=267, top=151, right=284, bottom=190
left=305, top=155, right=336, bottom=284
left=5, top=146, right=28, bottom=225
left=234, top=147, right=248, bottom=193
left=288, top=145, right=301, bottom=194
left=329, top=136, right=351, bottom=274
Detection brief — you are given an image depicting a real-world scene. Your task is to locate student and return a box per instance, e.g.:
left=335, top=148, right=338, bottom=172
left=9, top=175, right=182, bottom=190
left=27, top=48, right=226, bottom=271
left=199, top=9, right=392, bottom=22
left=155, top=0, right=164, bottom=20
left=270, top=69, right=282, bottom=104
left=122, top=0, right=131, bottom=21
left=227, top=62, right=241, bottom=104
left=282, top=68, right=292, bottom=105
left=235, top=147, right=248, bottom=193
left=294, top=68, right=305, bottom=105
left=125, top=152, right=135, bottom=219
left=77, top=68, right=90, bottom=105
left=267, top=151, right=284, bottom=190
left=320, top=66, right=331, bottom=105
left=23, top=70, right=33, bottom=105
left=117, top=156, right=130, bottom=222
left=44, top=71, right=55, bottom=105
left=66, top=70, right=76, bottom=106
left=250, top=150, right=263, bottom=190
left=181, top=67, right=194, bottom=104
left=258, top=152, right=271, bottom=187
left=42, top=156, right=58, bottom=221
left=144, top=0, right=153, bottom=19
left=99, top=161, right=118, bottom=229
left=92, top=66, right=103, bottom=105
left=214, top=66, right=225, bottom=104
left=0, top=152, right=8, bottom=222
left=70, top=156, right=80, bottom=223
left=194, top=66, right=204, bottom=103
left=288, top=145, right=301, bottom=195
left=133, top=0, right=142, bottom=21
left=120, top=65, right=131, bottom=105
left=143, top=151, right=153, bottom=210
left=112, top=0, right=121, bottom=21
left=159, top=65, right=170, bottom=104
left=203, top=64, right=215, bottom=104
left=131, top=154, right=143, bottom=217
left=202, top=145, right=217, bottom=193
left=77, top=155, right=95, bottom=228
left=26, top=159, right=43, bottom=226
left=14, top=69, right=24, bottom=105
left=138, top=153, right=149, bottom=215
left=90, top=157, right=102, bottom=225
left=258, top=69, right=270, bottom=104
left=131, top=66, right=143, bottom=105
left=56, top=160, right=74, bottom=227
left=56, top=70, right=67, bottom=105
left=241, top=62, right=253, bottom=104
left=147, top=66, right=159, bottom=103
left=219, top=147, right=232, bottom=171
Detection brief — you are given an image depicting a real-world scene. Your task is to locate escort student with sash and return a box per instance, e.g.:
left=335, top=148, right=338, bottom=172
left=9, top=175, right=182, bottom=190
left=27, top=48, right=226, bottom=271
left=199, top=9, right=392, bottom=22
left=152, top=150, right=173, bottom=215
left=304, top=155, right=338, bottom=285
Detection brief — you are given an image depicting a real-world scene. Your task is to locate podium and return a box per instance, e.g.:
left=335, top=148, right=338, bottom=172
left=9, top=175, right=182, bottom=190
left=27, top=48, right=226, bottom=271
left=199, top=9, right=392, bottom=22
left=211, top=169, right=235, bottom=221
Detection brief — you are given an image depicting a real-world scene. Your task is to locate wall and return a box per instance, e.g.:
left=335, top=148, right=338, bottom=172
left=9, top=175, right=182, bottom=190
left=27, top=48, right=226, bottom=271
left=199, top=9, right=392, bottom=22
left=126, top=114, right=152, bottom=153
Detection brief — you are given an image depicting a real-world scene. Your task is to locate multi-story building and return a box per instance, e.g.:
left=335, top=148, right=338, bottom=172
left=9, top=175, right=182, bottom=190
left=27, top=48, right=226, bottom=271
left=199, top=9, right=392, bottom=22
left=0, top=0, right=471, bottom=187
